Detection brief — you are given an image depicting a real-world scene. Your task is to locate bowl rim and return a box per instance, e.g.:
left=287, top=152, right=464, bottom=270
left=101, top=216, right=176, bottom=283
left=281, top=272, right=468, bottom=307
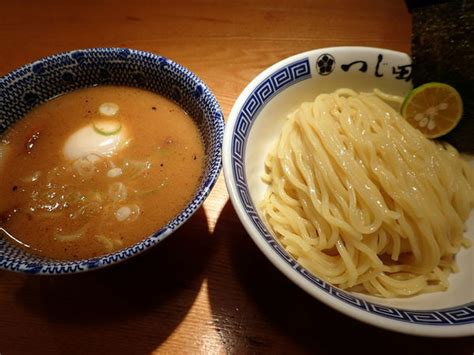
left=223, top=46, right=473, bottom=338
left=0, top=47, right=224, bottom=275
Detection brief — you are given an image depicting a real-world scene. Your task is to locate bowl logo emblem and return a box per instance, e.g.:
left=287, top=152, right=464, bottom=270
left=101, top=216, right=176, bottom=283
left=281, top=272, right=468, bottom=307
left=316, top=54, right=335, bottom=76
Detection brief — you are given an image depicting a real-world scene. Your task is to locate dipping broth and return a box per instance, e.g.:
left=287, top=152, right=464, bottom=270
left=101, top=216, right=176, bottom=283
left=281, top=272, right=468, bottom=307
left=0, top=86, right=205, bottom=260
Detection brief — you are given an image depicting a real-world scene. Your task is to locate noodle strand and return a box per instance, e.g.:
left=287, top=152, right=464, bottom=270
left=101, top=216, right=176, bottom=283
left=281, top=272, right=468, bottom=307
left=260, top=89, right=474, bottom=297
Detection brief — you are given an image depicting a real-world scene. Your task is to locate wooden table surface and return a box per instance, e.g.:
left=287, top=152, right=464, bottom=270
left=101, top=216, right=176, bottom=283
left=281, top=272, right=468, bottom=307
left=0, top=1, right=472, bottom=354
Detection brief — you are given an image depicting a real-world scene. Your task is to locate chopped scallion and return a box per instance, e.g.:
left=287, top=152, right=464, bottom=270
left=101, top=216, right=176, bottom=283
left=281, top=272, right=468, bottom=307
left=93, top=120, right=122, bottom=136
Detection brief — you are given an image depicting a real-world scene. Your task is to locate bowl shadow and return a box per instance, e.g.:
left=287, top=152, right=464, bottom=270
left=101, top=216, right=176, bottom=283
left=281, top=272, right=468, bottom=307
left=3, top=207, right=213, bottom=354
left=206, top=201, right=473, bottom=354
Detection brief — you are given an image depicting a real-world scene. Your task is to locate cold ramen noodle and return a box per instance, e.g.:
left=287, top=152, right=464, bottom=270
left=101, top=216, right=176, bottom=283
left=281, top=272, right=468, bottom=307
left=0, top=86, right=205, bottom=260
left=260, top=89, right=474, bottom=298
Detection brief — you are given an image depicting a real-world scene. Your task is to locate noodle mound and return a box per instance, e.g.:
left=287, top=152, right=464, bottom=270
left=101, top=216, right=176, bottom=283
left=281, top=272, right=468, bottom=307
left=260, top=89, right=474, bottom=298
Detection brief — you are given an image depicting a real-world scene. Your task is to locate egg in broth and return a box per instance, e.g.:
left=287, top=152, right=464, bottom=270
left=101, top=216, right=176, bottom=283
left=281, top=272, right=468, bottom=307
left=0, top=86, right=205, bottom=260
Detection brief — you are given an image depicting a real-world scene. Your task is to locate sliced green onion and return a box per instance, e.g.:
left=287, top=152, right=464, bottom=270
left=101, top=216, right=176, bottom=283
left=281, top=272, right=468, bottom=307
left=107, top=167, right=123, bottom=178
left=99, top=102, right=119, bottom=116
left=54, top=225, right=88, bottom=242
left=93, top=120, right=122, bottom=136
left=123, top=159, right=151, bottom=179
left=95, top=235, right=114, bottom=251
left=157, top=147, right=171, bottom=156
left=108, top=182, right=128, bottom=202
left=115, top=204, right=140, bottom=222
left=21, top=170, right=41, bottom=183
left=95, top=235, right=123, bottom=252
left=136, top=179, right=168, bottom=196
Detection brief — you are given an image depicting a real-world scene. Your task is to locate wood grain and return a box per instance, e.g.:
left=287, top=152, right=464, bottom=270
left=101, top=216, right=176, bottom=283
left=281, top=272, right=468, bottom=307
left=0, top=1, right=472, bottom=354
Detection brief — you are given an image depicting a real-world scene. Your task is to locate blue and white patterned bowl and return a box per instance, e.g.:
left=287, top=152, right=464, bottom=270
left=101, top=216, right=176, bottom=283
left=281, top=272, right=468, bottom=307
left=223, top=47, right=474, bottom=337
left=0, top=48, right=224, bottom=274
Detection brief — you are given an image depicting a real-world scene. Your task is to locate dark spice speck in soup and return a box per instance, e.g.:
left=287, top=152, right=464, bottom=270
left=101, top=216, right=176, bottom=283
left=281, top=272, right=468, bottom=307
left=0, top=86, right=205, bottom=260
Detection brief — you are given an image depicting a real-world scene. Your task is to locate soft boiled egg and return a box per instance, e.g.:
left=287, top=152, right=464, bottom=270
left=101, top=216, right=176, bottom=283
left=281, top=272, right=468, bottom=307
left=63, top=118, right=128, bottom=161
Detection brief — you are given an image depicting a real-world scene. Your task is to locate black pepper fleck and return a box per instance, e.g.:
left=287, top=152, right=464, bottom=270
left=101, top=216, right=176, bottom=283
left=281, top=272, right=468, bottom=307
left=12, top=185, right=18, bottom=191
left=152, top=106, right=156, bottom=110
left=193, top=155, right=197, bottom=160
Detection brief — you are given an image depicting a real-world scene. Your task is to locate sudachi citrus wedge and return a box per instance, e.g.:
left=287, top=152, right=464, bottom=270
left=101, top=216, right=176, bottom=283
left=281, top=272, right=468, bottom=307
left=401, top=82, right=463, bottom=139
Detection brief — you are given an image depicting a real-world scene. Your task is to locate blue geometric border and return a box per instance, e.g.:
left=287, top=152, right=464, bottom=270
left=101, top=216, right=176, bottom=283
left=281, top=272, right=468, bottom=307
left=0, top=48, right=224, bottom=275
left=230, top=56, right=474, bottom=327
left=232, top=58, right=310, bottom=179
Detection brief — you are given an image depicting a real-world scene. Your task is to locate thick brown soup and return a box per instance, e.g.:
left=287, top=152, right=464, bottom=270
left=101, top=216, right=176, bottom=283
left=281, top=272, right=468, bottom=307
left=0, top=86, right=205, bottom=260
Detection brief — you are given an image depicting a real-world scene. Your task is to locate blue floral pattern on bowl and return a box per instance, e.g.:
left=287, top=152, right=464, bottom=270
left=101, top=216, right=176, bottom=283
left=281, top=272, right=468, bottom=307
left=0, top=48, right=224, bottom=274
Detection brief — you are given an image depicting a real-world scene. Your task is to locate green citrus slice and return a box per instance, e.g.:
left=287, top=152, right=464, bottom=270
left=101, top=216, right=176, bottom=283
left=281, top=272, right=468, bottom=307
left=401, top=82, right=463, bottom=139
